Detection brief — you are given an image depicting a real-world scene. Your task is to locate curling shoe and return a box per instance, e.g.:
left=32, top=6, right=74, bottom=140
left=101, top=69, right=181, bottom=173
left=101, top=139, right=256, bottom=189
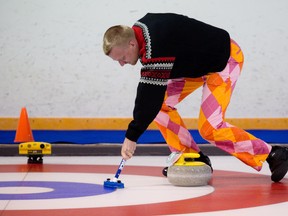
left=162, top=151, right=213, bottom=177
left=162, top=167, right=168, bottom=177
left=266, top=146, right=288, bottom=182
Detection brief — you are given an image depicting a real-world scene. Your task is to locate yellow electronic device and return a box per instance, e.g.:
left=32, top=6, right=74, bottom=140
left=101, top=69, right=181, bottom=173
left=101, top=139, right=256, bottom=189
left=19, top=142, right=52, bottom=164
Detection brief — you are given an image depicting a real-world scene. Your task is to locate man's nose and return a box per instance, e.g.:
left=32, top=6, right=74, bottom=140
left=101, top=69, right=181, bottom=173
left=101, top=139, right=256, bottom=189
left=118, top=60, right=126, bottom=66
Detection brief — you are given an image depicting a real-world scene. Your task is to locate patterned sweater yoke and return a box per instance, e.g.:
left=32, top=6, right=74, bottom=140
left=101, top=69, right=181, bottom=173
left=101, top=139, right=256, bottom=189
left=133, top=21, right=175, bottom=86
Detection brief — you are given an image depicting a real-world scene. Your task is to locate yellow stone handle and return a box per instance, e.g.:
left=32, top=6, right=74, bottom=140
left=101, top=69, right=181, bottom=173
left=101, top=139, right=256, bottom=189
left=174, top=153, right=205, bottom=166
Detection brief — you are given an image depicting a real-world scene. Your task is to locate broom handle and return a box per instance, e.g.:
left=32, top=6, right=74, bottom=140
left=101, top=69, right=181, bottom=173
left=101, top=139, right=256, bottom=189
left=113, top=158, right=126, bottom=181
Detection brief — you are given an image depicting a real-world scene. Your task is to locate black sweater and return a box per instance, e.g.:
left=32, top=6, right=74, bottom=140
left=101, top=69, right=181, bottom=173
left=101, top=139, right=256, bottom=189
left=125, top=13, right=231, bottom=142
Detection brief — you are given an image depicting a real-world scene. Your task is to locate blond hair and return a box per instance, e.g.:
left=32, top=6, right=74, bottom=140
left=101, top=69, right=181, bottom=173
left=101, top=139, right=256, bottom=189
left=102, top=25, right=135, bottom=55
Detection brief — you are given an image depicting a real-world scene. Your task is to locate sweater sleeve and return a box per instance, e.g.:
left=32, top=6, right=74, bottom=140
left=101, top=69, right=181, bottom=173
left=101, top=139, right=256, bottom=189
left=125, top=58, right=174, bottom=142
left=125, top=82, right=166, bottom=141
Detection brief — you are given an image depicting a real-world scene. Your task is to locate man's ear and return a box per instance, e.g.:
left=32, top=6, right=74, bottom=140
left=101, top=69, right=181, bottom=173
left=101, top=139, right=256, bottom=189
left=129, top=39, right=137, bottom=47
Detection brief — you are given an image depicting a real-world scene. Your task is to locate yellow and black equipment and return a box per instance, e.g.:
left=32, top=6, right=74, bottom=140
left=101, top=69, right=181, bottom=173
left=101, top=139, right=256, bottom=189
left=19, top=142, right=52, bottom=164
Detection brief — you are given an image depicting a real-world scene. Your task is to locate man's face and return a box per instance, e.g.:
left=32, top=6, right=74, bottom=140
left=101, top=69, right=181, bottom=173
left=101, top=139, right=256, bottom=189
left=108, top=39, right=139, bottom=66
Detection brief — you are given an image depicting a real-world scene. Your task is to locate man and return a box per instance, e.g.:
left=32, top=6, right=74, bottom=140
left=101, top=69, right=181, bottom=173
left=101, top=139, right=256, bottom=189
left=103, top=13, right=288, bottom=182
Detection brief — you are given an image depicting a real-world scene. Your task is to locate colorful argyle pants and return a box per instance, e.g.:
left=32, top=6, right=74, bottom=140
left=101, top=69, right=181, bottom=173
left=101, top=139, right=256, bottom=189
left=154, top=40, right=271, bottom=171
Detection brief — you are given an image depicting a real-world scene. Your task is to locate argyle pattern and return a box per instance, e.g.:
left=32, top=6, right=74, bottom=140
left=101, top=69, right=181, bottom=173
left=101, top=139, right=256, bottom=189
left=154, top=40, right=271, bottom=171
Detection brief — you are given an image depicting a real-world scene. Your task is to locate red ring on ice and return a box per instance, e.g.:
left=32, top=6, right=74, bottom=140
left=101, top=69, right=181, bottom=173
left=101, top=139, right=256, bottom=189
left=0, top=164, right=287, bottom=215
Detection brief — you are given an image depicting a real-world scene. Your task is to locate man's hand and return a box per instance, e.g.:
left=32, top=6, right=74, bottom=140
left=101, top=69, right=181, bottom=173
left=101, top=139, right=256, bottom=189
left=121, top=138, right=136, bottom=160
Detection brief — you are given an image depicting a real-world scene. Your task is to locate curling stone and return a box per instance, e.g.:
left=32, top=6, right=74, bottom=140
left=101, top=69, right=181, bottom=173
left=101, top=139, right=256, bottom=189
left=167, top=153, right=212, bottom=187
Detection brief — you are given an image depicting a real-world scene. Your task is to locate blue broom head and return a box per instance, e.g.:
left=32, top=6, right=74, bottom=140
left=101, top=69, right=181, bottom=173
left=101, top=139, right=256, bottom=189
left=103, top=178, right=125, bottom=189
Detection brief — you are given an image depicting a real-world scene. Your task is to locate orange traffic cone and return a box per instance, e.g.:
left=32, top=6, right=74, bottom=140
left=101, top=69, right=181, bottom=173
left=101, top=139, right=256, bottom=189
left=14, top=107, right=34, bottom=142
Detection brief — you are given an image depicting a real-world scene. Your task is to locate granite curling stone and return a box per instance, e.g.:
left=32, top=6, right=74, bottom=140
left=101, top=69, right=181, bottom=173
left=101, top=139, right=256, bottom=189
left=167, top=153, right=212, bottom=187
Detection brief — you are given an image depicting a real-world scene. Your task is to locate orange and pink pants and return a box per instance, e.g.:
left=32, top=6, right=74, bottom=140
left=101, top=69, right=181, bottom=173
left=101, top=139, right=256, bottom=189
left=154, top=40, right=271, bottom=171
